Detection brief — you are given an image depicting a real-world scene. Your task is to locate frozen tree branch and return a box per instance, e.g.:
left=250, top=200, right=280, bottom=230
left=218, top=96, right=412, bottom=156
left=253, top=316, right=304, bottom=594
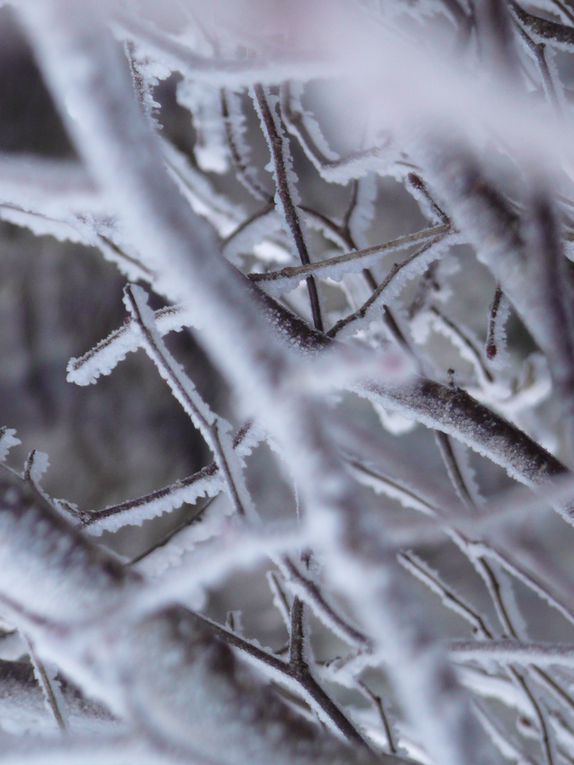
left=16, top=6, right=494, bottom=762
left=5, top=1, right=574, bottom=763
left=449, top=638, right=574, bottom=668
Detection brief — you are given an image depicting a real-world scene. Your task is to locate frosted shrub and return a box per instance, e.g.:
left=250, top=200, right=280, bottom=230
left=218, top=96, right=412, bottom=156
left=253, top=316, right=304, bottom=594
left=1, top=2, right=574, bottom=764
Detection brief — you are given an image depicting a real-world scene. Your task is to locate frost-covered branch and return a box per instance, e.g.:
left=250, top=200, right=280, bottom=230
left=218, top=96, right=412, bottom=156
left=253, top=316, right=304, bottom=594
left=449, top=638, right=574, bottom=668
left=6, top=1, right=574, bottom=763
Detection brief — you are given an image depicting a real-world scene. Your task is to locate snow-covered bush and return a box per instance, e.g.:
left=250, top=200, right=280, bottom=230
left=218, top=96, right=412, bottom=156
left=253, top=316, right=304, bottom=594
left=2, top=1, right=574, bottom=763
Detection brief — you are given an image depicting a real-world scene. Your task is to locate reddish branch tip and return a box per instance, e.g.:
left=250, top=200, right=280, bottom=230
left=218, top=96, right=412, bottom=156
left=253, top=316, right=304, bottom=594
left=407, top=173, right=424, bottom=190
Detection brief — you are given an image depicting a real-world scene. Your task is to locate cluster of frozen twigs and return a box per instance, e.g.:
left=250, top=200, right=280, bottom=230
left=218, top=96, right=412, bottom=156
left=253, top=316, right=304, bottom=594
left=5, top=0, right=574, bottom=763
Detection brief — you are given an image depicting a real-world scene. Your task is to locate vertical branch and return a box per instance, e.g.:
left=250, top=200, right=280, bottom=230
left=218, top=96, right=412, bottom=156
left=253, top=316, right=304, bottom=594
left=221, top=88, right=272, bottom=203
left=252, top=84, right=324, bottom=332
left=485, top=284, right=510, bottom=364
left=123, top=284, right=255, bottom=521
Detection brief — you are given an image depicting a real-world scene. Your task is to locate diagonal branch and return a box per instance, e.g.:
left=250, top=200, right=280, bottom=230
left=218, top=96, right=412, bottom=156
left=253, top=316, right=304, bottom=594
left=252, top=83, right=324, bottom=331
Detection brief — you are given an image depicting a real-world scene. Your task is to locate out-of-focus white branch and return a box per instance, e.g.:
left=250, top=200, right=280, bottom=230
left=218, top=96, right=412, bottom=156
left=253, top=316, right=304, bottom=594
left=17, top=4, right=493, bottom=762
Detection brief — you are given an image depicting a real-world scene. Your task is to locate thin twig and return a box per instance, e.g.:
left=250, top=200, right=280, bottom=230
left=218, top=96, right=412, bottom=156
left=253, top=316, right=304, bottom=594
left=253, top=83, right=324, bottom=332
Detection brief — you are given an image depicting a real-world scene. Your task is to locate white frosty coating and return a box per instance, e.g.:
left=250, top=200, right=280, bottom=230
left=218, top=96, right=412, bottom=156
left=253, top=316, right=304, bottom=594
left=0, top=735, right=160, bottom=765
left=485, top=289, right=511, bottom=372
left=85, top=423, right=260, bottom=536
left=356, top=376, right=563, bottom=493
left=405, top=174, right=446, bottom=226
left=348, top=175, right=378, bottom=248
left=414, top=306, right=495, bottom=390
left=222, top=88, right=270, bottom=202
left=107, top=0, right=574, bottom=179
left=464, top=540, right=531, bottom=646
left=253, top=238, right=292, bottom=265
left=343, top=435, right=574, bottom=638
left=266, top=571, right=291, bottom=630
left=1, top=472, right=374, bottom=762
left=251, top=224, right=451, bottom=296
left=27, top=643, right=69, bottom=732
left=497, top=353, right=552, bottom=416
left=346, top=456, right=443, bottom=518
left=251, top=85, right=310, bottom=268
left=280, top=564, right=368, bottom=649
left=84, top=468, right=224, bottom=537
left=446, top=437, right=485, bottom=509
left=459, top=664, right=530, bottom=719
left=0, top=203, right=151, bottom=283
left=449, top=639, right=574, bottom=669
left=124, top=285, right=257, bottom=522
left=19, top=3, right=567, bottom=762
left=472, top=542, right=574, bottom=628
left=0, top=206, right=84, bottom=244
left=0, top=428, right=20, bottom=462
left=125, top=41, right=164, bottom=127
left=283, top=342, right=414, bottom=396
left=135, top=496, right=236, bottom=578
left=67, top=304, right=196, bottom=386
left=133, top=524, right=306, bottom=618
left=0, top=156, right=159, bottom=283
left=123, top=286, right=217, bottom=434
left=510, top=2, right=574, bottom=55
left=25, top=451, right=50, bottom=485
left=282, top=82, right=340, bottom=166
left=112, top=9, right=335, bottom=88
left=177, top=81, right=229, bottom=174
left=162, top=138, right=242, bottom=239
left=301, top=211, right=349, bottom=252
left=332, top=234, right=456, bottom=341
left=398, top=551, right=491, bottom=634
left=0, top=154, right=100, bottom=215
left=372, top=402, right=417, bottom=436
left=0, top=664, right=114, bottom=735
left=0, top=492, right=135, bottom=637
left=94, top=419, right=263, bottom=593
left=280, top=82, right=395, bottom=185
left=49, top=1, right=560, bottom=532
left=163, top=137, right=294, bottom=267
left=473, top=703, right=530, bottom=765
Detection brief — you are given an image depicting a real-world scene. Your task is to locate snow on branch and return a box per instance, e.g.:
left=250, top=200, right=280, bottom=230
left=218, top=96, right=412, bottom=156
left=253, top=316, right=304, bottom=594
left=7, top=1, right=574, bottom=764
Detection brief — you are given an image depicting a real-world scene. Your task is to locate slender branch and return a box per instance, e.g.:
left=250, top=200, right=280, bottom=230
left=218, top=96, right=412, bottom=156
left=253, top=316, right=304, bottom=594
left=435, top=432, right=569, bottom=763
left=328, top=238, right=449, bottom=338
left=485, top=285, right=507, bottom=361
left=221, top=88, right=271, bottom=204
left=68, top=292, right=568, bottom=498
left=252, top=83, right=324, bottom=332
left=124, top=284, right=255, bottom=520
left=357, top=681, right=398, bottom=755
left=188, top=611, right=373, bottom=750
left=24, top=636, right=67, bottom=732
left=449, top=639, right=574, bottom=668
left=250, top=223, right=450, bottom=291
left=282, top=557, right=370, bottom=649
left=425, top=305, right=495, bottom=385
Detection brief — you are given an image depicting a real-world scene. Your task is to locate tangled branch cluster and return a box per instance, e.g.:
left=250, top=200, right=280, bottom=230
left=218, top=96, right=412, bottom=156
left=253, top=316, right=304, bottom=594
left=3, top=1, right=574, bottom=764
